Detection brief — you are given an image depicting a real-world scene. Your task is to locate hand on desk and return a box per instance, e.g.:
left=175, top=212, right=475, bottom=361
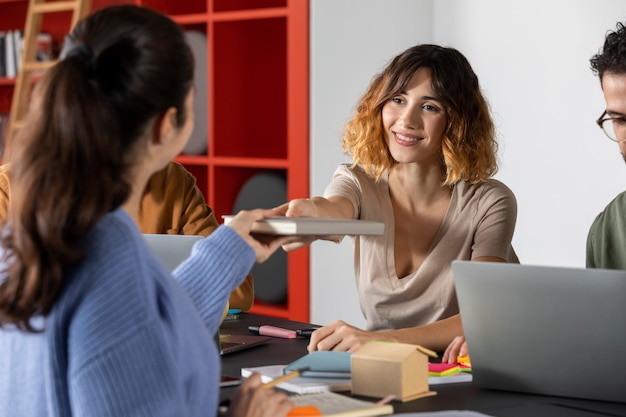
left=309, top=315, right=464, bottom=355
left=442, top=336, right=468, bottom=364
left=307, top=320, right=377, bottom=353
left=224, top=373, right=294, bottom=417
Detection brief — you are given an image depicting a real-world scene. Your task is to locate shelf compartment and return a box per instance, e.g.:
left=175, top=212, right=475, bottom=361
left=0, top=86, right=14, bottom=113
left=176, top=20, right=207, bottom=33
left=245, top=249, right=310, bottom=322
left=140, top=0, right=206, bottom=17
left=213, top=0, right=285, bottom=13
left=211, top=17, right=287, bottom=159
left=0, top=2, right=26, bottom=31
left=250, top=302, right=289, bottom=319
left=211, top=156, right=289, bottom=169
left=210, top=166, right=286, bottom=219
left=182, top=164, right=208, bottom=203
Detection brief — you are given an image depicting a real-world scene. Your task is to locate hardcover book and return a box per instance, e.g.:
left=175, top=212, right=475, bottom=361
left=222, top=216, right=384, bottom=236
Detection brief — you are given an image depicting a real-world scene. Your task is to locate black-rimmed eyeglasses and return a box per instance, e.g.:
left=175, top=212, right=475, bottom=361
left=596, top=111, right=626, bottom=142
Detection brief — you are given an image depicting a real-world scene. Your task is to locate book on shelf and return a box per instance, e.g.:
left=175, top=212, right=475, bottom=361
left=13, top=30, right=22, bottom=73
left=36, top=32, right=52, bottom=62
left=0, top=30, right=52, bottom=79
left=289, top=391, right=393, bottom=417
left=222, top=215, right=384, bottom=236
left=5, top=30, right=15, bottom=78
left=0, top=33, right=5, bottom=77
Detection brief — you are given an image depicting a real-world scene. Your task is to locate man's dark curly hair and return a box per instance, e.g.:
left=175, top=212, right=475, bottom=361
left=590, top=22, right=626, bottom=81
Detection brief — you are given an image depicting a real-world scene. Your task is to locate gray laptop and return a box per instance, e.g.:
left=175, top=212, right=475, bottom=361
left=452, top=260, right=626, bottom=403
left=142, top=233, right=270, bottom=355
left=143, top=233, right=204, bottom=272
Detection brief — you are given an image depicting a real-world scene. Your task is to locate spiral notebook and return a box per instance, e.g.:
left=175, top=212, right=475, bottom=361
left=289, top=391, right=393, bottom=417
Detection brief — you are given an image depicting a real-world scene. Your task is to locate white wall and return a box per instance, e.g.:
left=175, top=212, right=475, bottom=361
left=309, top=0, right=626, bottom=326
left=310, top=0, right=434, bottom=327
left=433, top=0, right=626, bottom=267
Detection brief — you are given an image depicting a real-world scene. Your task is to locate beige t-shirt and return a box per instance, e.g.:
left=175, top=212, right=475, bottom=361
left=324, top=164, right=519, bottom=331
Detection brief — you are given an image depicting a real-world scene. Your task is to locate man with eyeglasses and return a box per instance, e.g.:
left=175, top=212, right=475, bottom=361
left=443, top=21, right=626, bottom=363
left=587, top=21, right=626, bottom=270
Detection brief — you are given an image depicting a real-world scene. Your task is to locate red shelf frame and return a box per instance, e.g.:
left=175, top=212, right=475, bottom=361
left=0, top=0, right=310, bottom=322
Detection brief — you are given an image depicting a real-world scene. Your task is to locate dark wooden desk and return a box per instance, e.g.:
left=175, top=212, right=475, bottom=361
left=220, top=314, right=626, bottom=416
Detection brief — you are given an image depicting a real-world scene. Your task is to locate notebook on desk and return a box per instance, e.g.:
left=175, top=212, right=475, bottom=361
left=143, top=234, right=270, bottom=355
left=452, top=260, right=626, bottom=403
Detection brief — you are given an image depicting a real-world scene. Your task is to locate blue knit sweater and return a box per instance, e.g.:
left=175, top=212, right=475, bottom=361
left=0, top=209, right=255, bottom=417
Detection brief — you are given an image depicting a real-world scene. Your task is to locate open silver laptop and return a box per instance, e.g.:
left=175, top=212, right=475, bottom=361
left=142, top=233, right=270, bottom=355
left=452, top=260, right=626, bottom=403
left=143, top=234, right=204, bottom=272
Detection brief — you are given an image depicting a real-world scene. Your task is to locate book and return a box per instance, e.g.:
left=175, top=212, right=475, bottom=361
left=12, top=30, right=22, bottom=73
left=0, top=32, right=5, bottom=77
left=36, top=32, right=52, bottom=62
left=284, top=351, right=352, bottom=378
left=241, top=365, right=352, bottom=394
left=5, top=30, right=15, bottom=78
left=288, top=391, right=393, bottom=416
left=222, top=215, right=384, bottom=236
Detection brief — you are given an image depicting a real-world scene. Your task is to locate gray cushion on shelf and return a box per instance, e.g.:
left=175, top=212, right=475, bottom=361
left=184, top=31, right=208, bottom=155
left=233, top=172, right=287, bottom=304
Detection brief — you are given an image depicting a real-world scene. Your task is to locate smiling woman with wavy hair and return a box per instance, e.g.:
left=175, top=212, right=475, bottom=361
left=344, top=44, right=498, bottom=185
left=274, top=43, right=518, bottom=357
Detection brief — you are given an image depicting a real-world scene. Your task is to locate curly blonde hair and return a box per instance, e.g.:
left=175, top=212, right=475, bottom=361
left=343, top=44, right=497, bottom=185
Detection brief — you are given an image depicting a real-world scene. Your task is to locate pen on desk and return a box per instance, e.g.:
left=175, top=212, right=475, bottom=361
left=416, top=345, right=438, bottom=358
left=263, top=367, right=310, bottom=389
left=296, top=328, right=320, bottom=337
left=248, top=325, right=297, bottom=339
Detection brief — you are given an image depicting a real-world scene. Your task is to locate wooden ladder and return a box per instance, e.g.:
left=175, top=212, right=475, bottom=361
left=7, top=0, right=92, bottom=142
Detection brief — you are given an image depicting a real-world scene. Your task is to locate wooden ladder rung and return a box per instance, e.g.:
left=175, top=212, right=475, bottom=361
left=31, top=1, right=80, bottom=14
left=22, top=60, right=57, bottom=72
left=11, top=121, right=26, bottom=132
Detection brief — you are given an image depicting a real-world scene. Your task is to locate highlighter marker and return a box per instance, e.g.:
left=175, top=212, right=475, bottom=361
left=248, top=325, right=297, bottom=339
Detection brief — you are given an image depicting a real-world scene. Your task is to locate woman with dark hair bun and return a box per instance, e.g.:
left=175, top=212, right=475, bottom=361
left=0, top=5, right=292, bottom=416
left=274, top=44, right=519, bottom=357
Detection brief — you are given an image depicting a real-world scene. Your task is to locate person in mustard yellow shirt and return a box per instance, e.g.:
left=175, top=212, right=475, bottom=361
left=0, top=160, right=254, bottom=311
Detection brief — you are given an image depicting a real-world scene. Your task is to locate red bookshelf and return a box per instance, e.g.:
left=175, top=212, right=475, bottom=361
left=0, top=0, right=310, bottom=322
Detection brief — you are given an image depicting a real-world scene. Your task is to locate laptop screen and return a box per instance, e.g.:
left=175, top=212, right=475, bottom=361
left=143, top=234, right=203, bottom=272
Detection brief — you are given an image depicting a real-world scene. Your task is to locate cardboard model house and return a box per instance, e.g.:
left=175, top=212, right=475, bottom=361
left=351, top=341, right=437, bottom=402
